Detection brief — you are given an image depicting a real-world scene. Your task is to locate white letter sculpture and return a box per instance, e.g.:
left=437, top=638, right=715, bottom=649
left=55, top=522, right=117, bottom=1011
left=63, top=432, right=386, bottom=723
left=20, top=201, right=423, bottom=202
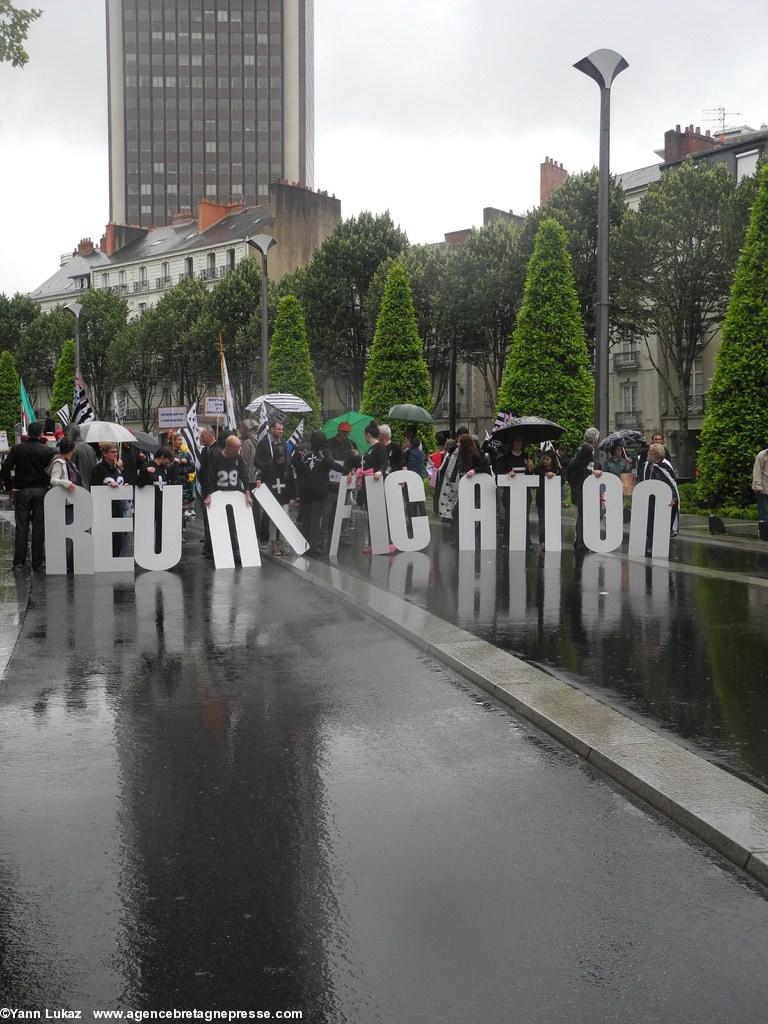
left=458, top=473, right=498, bottom=551
left=44, top=486, right=95, bottom=575
left=134, top=485, right=183, bottom=571
left=384, top=470, right=431, bottom=552
left=207, top=491, right=263, bottom=568
left=91, top=485, right=135, bottom=573
left=628, top=479, right=673, bottom=559
left=582, top=473, right=623, bottom=553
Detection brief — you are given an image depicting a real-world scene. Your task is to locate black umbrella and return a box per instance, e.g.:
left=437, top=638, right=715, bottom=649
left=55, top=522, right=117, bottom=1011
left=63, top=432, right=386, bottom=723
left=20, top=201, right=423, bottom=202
left=491, top=416, right=565, bottom=445
left=128, top=429, right=160, bottom=454
left=598, top=429, right=645, bottom=451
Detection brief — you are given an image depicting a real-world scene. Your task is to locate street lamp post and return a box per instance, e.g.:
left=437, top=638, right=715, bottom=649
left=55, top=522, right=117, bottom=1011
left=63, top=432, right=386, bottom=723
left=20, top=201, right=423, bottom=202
left=64, top=301, right=84, bottom=373
left=574, top=48, right=628, bottom=437
left=246, top=234, right=277, bottom=394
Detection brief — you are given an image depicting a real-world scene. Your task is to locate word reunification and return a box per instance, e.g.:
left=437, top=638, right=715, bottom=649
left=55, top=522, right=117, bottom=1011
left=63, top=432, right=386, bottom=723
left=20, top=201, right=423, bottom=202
left=43, top=471, right=674, bottom=576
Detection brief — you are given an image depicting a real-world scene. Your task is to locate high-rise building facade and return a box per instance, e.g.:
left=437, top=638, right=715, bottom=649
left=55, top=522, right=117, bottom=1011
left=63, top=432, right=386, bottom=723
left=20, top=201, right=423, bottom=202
left=106, top=0, right=314, bottom=227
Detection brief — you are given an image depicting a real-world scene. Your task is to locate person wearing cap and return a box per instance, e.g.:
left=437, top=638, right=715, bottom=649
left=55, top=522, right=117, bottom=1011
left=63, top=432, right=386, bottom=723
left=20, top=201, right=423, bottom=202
left=327, top=421, right=360, bottom=546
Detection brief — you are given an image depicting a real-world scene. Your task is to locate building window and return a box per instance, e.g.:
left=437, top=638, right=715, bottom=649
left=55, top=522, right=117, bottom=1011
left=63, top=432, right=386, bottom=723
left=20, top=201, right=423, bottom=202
left=185, top=256, right=194, bottom=277
left=101, top=273, right=110, bottom=288
left=139, top=266, right=148, bottom=284
left=206, top=183, right=217, bottom=196
left=736, top=150, right=760, bottom=183
left=119, top=270, right=127, bottom=286
left=227, top=248, right=236, bottom=269
left=620, top=382, right=638, bottom=412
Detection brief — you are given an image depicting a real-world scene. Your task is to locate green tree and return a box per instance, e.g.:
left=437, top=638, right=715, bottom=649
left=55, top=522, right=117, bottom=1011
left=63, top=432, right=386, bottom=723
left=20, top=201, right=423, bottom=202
left=299, top=211, right=409, bottom=408
left=49, top=338, right=76, bottom=418
left=208, top=256, right=274, bottom=414
left=0, top=350, right=19, bottom=440
left=0, top=291, right=40, bottom=351
left=446, top=220, right=525, bottom=411
left=153, top=276, right=216, bottom=407
left=617, top=160, right=741, bottom=474
left=17, top=307, right=73, bottom=405
left=519, top=169, right=627, bottom=346
left=361, top=262, right=435, bottom=449
left=367, top=243, right=455, bottom=406
left=497, top=218, right=593, bottom=451
left=108, top=309, right=168, bottom=430
left=697, top=164, right=768, bottom=508
left=0, top=1, right=41, bottom=68
left=268, top=295, right=321, bottom=431
left=78, top=288, right=129, bottom=417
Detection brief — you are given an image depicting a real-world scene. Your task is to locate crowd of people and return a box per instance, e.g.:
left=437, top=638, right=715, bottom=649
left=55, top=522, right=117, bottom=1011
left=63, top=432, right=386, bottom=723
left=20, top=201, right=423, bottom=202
left=2, top=415, right=766, bottom=570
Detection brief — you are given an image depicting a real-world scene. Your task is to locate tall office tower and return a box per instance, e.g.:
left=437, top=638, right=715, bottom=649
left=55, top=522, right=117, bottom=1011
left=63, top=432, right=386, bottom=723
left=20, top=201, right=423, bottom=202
left=106, top=0, right=314, bottom=227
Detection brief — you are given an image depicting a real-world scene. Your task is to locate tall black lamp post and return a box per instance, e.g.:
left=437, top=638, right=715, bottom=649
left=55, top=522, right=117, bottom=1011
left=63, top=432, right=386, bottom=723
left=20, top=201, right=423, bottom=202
left=246, top=234, right=277, bottom=394
left=574, top=48, right=628, bottom=437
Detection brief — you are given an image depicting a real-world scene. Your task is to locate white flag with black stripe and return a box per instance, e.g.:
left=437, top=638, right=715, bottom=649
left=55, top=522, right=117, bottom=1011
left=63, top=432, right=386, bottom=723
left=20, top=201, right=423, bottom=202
left=72, top=372, right=95, bottom=426
left=256, top=401, right=269, bottom=442
left=57, top=405, right=71, bottom=427
left=287, top=418, right=304, bottom=453
left=181, top=402, right=203, bottom=499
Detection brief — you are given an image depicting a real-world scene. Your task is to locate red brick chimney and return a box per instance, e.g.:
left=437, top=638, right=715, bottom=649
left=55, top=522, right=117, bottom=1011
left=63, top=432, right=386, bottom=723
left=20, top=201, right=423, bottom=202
left=197, top=198, right=246, bottom=232
left=540, top=157, right=568, bottom=205
left=663, top=124, right=714, bottom=163
left=76, top=237, right=95, bottom=257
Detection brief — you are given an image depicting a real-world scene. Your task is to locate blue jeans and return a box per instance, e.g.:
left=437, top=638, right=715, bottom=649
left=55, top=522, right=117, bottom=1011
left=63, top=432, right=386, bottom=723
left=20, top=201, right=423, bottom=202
left=757, top=492, right=768, bottom=521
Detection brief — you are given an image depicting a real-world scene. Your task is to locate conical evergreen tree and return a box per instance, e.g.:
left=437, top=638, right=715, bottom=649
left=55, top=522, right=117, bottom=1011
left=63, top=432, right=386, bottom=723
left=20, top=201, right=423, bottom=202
left=496, top=217, right=594, bottom=451
left=268, top=295, right=321, bottom=431
left=697, top=164, right=768, bottom=508
left=50, top=338, right=76, bottom=418
left=361, top=261, right=435, bottom=448
left=0, top=350, right=20, bottom=441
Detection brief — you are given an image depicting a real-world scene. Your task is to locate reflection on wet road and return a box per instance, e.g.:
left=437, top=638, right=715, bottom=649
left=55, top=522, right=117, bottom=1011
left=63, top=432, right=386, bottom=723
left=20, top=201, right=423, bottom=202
left=335, top=523, right=768, bottom=792
left=2, top=560, right=768, bottom=1017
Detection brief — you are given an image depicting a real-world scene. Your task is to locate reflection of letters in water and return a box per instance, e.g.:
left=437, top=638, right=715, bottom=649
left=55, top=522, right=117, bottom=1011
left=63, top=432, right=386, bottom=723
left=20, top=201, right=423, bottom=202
left=43, top=473, right=674, bottom=576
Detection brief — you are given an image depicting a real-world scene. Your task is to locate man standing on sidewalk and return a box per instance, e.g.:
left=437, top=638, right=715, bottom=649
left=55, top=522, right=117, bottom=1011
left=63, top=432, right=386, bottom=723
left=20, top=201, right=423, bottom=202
left=1, top=421, right=51, bottom=569
left=753, top=445, right=768, bottom=541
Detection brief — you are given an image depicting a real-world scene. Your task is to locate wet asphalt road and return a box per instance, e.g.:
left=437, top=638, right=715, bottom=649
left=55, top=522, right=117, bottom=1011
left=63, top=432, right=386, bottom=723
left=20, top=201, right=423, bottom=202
left=2, top=553, right=768, bottom=1019
left=334, top=513, right=768, bottom=793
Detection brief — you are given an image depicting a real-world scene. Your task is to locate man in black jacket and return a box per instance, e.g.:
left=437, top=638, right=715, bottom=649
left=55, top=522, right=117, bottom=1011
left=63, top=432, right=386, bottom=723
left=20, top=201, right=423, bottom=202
left=1, top=421, right=51, bottom=569
left=566, top=427, right=602, bottom=551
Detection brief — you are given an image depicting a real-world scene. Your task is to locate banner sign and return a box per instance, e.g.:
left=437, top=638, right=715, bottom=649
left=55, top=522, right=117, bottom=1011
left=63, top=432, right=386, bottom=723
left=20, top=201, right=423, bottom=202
left=204, top=396, right=226, bottom=417
left=0, top=431, right=9, bottom=453
left=43, top=472, right=674, bottom=576
left=157, top=406, right=188, bottom=430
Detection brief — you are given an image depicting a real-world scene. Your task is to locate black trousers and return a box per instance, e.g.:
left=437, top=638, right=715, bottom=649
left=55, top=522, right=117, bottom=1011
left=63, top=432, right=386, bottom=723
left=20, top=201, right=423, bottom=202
left=13, top=486, right=46, bottom=566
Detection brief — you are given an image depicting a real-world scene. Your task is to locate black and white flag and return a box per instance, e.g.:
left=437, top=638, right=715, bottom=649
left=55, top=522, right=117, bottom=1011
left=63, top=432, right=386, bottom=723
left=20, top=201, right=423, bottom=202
left=287, top=418, right=304, bottom=453
left=72, top=373, right=95, bottom=426
left=56, top=405, right=71, bottom=427
left=181, top=402, right=203, bottom=499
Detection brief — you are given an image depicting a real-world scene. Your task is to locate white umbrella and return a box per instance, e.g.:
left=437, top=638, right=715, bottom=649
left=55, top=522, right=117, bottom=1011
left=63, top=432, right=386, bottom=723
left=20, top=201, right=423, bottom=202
left=80, top=420, right=137, bottom=443
left=245, top=392, right=313, bottom=414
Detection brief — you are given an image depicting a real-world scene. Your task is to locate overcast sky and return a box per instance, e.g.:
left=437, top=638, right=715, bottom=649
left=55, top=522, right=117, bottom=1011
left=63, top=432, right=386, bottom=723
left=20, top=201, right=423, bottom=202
left=1, top=0, right=766, bottom=297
